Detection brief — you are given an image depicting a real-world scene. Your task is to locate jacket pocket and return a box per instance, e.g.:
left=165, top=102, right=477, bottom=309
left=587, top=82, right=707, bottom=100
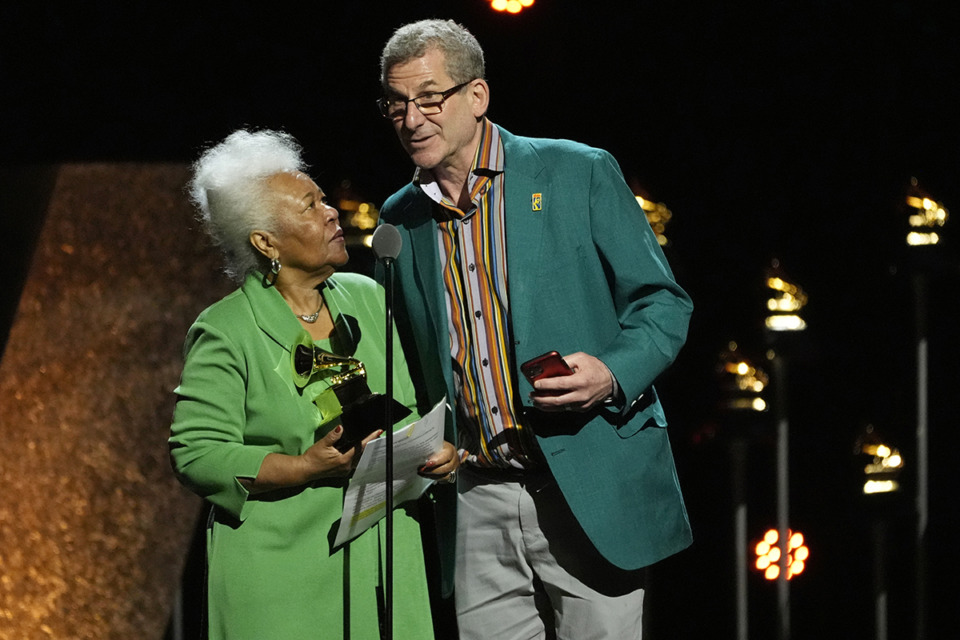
left=612, top=388, right=667, bottom=439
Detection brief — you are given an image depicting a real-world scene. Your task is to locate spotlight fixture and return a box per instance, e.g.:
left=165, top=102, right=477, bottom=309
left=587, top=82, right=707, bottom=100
left=717, top=341, right=768, bottom=412
left=754, top=528, right=809, bottom=581
left=490, top=0, right=535, bottom=13
left=764, top=260, right=807, bottom=332
left=636, top=196, right=673, bottom=247
left=854, top=424, right=904, bottom=495
left=905, top=177, right=949, bottom=247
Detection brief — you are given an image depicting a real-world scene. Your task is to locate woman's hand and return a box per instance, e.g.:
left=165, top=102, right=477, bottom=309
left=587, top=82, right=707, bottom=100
left=301, top=425, right=384, bottom=480
left=418, top=440, right=461, bottom=484
left=240, top=425, right=382, bottom=493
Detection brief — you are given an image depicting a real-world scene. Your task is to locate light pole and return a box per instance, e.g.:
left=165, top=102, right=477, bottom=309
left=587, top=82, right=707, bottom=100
left=855, top=423, right=904, bottom=640
left=717, top=342, right=769, bottom=640
left=763, top=260, right=808, bottom=640
left=903, top=179, right=948, bottom=640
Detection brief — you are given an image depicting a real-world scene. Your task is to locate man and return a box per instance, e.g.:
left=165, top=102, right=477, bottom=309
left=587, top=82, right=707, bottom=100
left=377, top=19, right=693, bottom=639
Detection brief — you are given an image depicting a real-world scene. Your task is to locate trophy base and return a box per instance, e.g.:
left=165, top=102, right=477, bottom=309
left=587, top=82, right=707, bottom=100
left=334, top=379, right=412, bottom=453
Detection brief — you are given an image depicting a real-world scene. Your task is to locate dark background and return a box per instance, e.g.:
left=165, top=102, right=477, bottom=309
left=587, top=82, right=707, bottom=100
left=3, top=1, right=958, bottom=637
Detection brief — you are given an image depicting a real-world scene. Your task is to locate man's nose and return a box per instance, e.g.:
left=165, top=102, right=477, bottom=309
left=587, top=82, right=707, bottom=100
left=403, top=102, right=426, bottom=128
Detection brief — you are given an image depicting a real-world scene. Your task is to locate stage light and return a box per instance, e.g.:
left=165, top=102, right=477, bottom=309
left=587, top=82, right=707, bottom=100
left=717, top=342, right=768, bottom=412
left=764, top=260, right=807, bottom=332
left=490, top=0, right=535, bottom=13
left=636, top=196, right=673, bottom=246
left=854, top=424, right=904, bottom=495
left=333, top=181, right=380, bottom=250
left=905, top=178, right=948, bottom=247
left=753, top=528, right=809, bottom=580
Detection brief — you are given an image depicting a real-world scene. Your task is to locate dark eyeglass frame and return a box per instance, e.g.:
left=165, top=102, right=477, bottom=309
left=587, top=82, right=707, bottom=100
left=377, top=81, right=473, bottom=119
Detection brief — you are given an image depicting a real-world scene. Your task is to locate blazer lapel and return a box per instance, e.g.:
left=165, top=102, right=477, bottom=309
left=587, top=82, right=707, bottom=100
left=242, top=273, right=301, bottom=353
left=501, top=131, right=547, bottom=350
left=408, top=215, right=446, bottom=339
left=395, top=201, right=455, bottom=395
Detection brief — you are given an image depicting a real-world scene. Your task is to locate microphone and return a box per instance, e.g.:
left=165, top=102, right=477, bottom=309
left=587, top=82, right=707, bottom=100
left=372, top=224, right=402, bottom=263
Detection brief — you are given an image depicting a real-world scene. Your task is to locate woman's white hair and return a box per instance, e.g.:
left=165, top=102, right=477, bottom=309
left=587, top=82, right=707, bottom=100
left=188, top=129, right=307, bottom=283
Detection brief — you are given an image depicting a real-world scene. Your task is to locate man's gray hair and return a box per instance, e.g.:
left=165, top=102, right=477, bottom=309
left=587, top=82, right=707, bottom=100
left=380, top=19, right=485, bottom=89
left=188, top=129, right=306, bottom=283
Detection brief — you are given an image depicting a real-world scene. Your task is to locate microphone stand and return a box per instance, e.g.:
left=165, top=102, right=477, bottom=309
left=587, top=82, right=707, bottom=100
left=372, top=223, right=401, bottom=640
left=382, top=253, right=396, bottom=640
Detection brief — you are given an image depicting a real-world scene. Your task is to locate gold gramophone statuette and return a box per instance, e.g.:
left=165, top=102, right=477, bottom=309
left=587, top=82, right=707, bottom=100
left=291, top=332, right=410, bottom=452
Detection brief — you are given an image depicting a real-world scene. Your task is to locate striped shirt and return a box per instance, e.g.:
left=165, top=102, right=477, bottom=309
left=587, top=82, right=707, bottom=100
left=415, top=120, right=542, bottom=469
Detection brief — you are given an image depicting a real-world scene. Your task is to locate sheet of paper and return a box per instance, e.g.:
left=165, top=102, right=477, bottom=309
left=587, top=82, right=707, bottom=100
left=334, top=399, right=446, bottom=547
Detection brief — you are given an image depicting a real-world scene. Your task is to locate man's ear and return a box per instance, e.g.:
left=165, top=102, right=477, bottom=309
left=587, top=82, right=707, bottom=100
left=469, top=79, right=490, bottom=119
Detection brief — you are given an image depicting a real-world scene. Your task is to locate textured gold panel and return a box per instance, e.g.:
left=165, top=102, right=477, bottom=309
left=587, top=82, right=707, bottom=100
left=0, top=164, right=232, bottom=639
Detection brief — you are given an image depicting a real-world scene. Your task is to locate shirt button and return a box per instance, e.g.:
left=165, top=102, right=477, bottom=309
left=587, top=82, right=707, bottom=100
left=482, top=359, right=489, bottom=367
left=491, top=406, right=499, bottom=415
left=475, top=311, right=482, bottom=318
left=468, top=263, right=476, bottom=271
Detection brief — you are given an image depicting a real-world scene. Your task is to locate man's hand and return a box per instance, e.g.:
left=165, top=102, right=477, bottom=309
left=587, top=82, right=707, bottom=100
left=529, top=352, right=614, bottom=412
left=418, top=441, right=461, bottom=484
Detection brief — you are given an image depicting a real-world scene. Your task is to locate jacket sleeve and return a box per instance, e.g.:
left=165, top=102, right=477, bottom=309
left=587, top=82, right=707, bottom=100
left=586, top=148, right=693, bottom=407
left=168, top=321, right=270, bottom=521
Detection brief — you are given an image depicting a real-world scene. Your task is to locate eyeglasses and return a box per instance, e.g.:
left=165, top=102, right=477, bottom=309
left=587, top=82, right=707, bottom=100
left=377, top=81, right=473, bottom=119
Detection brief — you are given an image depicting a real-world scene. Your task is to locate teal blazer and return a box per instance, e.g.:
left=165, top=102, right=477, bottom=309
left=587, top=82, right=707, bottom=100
left=380, top=126, right=693, bottom=578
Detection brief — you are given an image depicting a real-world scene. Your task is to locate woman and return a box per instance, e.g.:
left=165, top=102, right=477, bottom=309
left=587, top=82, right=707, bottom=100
left=169, top=129, right=458, bottom=639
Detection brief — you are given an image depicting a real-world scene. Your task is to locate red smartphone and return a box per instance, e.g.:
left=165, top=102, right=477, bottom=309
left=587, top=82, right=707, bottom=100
left=520, top=351, right=573, bottom=384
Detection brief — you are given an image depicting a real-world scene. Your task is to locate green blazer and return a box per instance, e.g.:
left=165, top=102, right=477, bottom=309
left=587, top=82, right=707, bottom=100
left=168, top=272, right=434, bottom=638
left=380, top=126, right=694, bottom=576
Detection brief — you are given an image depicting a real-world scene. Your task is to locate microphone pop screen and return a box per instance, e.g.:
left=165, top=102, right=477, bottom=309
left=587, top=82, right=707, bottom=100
left=372, top=224, right=402, bottom=261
